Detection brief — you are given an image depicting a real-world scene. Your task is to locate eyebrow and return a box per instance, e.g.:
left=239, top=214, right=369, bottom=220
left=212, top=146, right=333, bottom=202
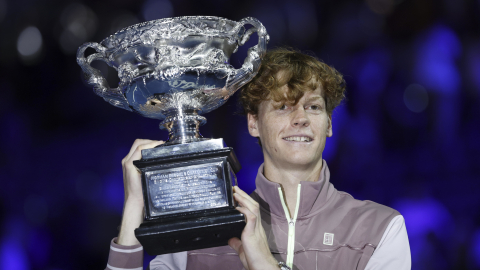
left=305, top=95, right=324, bottom=102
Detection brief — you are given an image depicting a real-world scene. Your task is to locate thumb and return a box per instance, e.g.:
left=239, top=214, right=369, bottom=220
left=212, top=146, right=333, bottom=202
left=228, top=237, right=242, bottom=254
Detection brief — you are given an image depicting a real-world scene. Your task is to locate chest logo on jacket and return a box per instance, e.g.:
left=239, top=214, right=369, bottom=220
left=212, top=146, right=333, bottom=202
left=323, top=233, right=334, bottom=245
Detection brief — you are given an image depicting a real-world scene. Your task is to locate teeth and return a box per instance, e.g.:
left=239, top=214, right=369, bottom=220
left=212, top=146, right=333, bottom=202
left=284, top=136, right=311, bottom=142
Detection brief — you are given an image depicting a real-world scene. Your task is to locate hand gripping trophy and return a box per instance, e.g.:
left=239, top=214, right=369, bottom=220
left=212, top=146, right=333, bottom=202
left=77, top=16, right=269, bottom=255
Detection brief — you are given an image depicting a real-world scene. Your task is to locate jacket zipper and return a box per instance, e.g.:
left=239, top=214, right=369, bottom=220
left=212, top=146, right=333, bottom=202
left=277, top=184, right=302, bottom=268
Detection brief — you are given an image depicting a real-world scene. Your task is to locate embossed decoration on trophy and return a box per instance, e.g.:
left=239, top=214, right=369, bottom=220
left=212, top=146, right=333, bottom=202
left=77, top=16, right=269, bottom=255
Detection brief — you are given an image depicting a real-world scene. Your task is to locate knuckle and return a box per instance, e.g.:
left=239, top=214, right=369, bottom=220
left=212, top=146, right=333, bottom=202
left=247, top=213, right=256, bottom=221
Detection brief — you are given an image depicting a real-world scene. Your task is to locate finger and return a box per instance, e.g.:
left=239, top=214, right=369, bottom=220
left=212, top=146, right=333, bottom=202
left=228, top=237, right=242, bottom=254
left=235, top=203, right=257, bottom=232
left=234, top=192, right=263, bottom=234
left=233, top=192, right=260, bottom=216
left=123, top=140, right=164, bottom=187
left=123, top=140, right=149, bottom=176
left=233, top=186, right=258, bottom=206
left=124, top=139, right=153, bottom=162
left=127, top=141, right=164, bottom=164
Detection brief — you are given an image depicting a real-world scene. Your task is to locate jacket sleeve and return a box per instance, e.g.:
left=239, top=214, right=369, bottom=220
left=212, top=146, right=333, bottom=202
left=105, top=238, right=144, bottom=270
left=149, top=251, right=187, bottom=270
left=104, top=238, right=188, bottom=270
left=364, top=215, right=411, bottom=270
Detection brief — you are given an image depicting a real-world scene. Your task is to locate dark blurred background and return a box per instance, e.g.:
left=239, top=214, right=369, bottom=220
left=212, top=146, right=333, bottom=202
left=1, top=0, right=480, bottom=269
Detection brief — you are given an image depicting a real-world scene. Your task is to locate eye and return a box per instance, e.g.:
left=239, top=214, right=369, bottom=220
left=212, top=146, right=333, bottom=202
left=308, top=105, right=321, bottom=110
left=279, top=104, right=287, bottom=110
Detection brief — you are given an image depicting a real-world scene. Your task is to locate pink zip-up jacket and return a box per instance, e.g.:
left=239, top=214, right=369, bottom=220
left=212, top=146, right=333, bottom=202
left=106, top=160, right=410, bottom=270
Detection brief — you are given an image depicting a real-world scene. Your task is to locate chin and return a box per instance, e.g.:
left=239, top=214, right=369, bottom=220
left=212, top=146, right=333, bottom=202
left=282, top=155, right=321, bottom=167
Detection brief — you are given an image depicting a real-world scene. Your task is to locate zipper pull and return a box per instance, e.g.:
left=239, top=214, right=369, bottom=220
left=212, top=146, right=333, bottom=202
left=289, top=220, right=295, bottom=226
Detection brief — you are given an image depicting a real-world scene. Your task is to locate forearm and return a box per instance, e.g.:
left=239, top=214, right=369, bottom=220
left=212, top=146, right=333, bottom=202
left=105, top=200, right=145, bottom=269
left=117, top=198, right=144, bottom=246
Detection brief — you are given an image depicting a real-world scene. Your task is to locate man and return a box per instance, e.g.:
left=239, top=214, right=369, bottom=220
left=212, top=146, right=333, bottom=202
left=105, top=48, right=411, bottom=270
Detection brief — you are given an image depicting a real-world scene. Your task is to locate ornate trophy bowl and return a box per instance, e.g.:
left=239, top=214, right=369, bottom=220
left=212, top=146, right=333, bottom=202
left=77, top=16, right=268, bottom=145
left=77, top=16, right=268, bottom=255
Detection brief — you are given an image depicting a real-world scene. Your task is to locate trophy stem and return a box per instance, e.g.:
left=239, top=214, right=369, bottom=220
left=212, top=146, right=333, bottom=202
left=161, top=113, right=207, bottom=145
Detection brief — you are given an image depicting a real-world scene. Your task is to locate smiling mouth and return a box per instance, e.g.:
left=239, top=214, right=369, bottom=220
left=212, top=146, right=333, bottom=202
left=283, top=136, right=313, bottom=142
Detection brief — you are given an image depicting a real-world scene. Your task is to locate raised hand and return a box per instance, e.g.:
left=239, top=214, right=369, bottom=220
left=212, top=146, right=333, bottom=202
left=228, top=186, right=279, bottom=270
left=117, top=139, right=164, bottom=246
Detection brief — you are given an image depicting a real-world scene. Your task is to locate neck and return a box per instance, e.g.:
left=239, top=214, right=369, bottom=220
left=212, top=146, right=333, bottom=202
left=262, top=159, right=323, bottom=218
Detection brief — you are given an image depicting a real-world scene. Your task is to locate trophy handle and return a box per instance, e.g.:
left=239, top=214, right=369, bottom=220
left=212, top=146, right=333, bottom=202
left=226, top=17, right=269, bottom=93
left=76, top=42, right=132, bottom=111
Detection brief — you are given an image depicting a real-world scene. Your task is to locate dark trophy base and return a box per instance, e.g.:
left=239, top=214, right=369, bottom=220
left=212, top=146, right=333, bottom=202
left=133, top=139, right=245, bottom=255
left=135, top=211, right=244, bottom=255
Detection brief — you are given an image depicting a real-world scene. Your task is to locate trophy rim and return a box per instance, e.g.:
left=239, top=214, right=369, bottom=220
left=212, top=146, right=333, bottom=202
left=100, top=15, right=239, bottom=45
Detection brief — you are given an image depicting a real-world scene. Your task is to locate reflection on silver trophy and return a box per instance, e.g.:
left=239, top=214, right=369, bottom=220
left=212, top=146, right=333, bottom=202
left=77, top=16, right=268, bottom=144
left=77, top=16, right=269, bottom=255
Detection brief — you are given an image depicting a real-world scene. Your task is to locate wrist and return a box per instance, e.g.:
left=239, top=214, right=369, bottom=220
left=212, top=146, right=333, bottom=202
left=251, top=255, right=280, bottom=270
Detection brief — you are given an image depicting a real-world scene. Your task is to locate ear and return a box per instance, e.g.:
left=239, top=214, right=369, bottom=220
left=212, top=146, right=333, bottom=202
left=327, top=115, right=333, bottom=137
left=247, top=113, right=260, bottom=137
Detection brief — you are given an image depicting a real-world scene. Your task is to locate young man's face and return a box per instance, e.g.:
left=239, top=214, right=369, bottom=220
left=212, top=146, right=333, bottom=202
left=247, top=83, right=332, bottom=170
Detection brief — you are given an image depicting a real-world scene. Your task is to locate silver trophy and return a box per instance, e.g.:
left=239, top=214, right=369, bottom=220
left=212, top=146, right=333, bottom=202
left=77, top=16, right=268, bottom=255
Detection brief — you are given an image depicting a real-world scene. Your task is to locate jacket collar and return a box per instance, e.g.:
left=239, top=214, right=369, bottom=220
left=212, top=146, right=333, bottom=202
left=254, top=159, right=333, bottom=218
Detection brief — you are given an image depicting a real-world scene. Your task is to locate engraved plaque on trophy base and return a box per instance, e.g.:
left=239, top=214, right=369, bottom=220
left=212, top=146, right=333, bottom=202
left=133, top=139, right=244, bottom=255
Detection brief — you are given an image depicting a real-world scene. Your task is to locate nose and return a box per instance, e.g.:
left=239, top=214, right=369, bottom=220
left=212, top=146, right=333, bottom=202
left=291, top=107, right=310, bottom=127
